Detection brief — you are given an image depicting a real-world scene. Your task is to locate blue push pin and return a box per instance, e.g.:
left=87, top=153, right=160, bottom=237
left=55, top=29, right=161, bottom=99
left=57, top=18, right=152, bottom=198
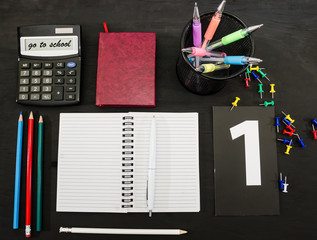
left=279, top=173, right=284, bottom=190
left=275, top=117, right=281, bottom=133
left=251, top=71, right=260, bottom=82
left=312, top=118, right=317, bottom=127
left=295, top=134, right=306, bottom=148
left=277, top=138, right=291, bottom=144
left=282, top=117, right=296, bottom=128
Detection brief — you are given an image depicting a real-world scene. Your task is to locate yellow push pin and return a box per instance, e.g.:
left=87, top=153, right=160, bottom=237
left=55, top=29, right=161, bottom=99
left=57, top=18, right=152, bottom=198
left=230, top=97, right=240, bottom=111
left=249, top=65, right=260, bottom=71
left=270, top=84, right=276, bottom=99
left=282, top=111, right=295, bottom=124
left=284, top=140, right=293, bottom=155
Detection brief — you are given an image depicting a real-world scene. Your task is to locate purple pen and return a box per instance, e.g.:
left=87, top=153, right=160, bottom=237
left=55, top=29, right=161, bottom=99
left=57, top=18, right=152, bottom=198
left=193, top=2, right=202, bottom=47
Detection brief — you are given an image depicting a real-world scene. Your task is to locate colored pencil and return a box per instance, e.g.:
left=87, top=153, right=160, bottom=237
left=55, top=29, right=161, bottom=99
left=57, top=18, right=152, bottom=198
left=13, top=112, right=23, bottom=229
left=59, top=227, right=188, bottom=235
left=36, top=116, right=43, bottom=231
left=25, top=112, right=34, bottom=238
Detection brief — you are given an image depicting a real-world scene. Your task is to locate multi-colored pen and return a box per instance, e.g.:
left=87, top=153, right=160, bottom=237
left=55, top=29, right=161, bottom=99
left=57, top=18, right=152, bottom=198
left=206, top=24, right=263, bottom=51
left=195, top=63, right=230, bottom=73
left=196, top=56, right=262, bottom=65
left=192, top=2, right=202, bottom=67
left=201, top=0, right=226, bottom=49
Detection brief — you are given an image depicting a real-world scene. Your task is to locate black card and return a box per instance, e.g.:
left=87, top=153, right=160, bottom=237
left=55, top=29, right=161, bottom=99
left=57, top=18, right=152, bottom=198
left=213, top=106, right=279, bottom=216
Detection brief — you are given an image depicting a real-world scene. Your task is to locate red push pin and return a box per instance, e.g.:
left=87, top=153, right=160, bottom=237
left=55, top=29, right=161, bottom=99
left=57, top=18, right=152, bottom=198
left=312, top=124, right=317, bottom=139
left=286, top=125, right=295, bottom=132
left=244, top=78, right=250, bottom=87
left=283, top=128, right=295, bottom=137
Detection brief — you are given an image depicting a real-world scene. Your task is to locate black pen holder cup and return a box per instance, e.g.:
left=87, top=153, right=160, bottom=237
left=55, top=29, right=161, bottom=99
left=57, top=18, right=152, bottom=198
left=176, top=12, right=255, bottom=95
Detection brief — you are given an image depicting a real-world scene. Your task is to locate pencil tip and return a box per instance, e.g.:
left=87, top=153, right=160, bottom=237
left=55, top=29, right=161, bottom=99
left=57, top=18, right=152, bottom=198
left=29, top=111, right=34, bottom=119
left=180, top=230, right=188, bottom=235
left=18, top=113, right=23, bottom=121
left=39, top=115, right=43, bottom=123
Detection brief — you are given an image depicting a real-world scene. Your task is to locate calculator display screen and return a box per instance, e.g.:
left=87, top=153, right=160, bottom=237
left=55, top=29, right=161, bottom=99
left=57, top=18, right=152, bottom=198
left=20, top=36, right=78, bottom=57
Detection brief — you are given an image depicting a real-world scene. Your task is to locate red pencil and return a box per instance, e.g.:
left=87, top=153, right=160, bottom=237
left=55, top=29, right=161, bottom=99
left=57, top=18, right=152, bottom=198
left=25, top=112, right=34, bottom=238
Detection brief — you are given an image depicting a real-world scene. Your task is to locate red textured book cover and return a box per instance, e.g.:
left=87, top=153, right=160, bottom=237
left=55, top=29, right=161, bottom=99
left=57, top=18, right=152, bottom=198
left=96, top=32, right=156, bottom=107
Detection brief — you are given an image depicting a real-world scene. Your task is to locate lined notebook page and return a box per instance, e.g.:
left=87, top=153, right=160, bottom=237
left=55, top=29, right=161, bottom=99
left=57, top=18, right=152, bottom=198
left=129, top=112, right=200, bottom=213
left=56, top=113, right=125, bottom=212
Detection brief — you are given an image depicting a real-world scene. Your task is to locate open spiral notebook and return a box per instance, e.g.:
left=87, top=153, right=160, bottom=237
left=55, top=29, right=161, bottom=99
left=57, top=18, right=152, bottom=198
left=56, top=112, right=200, bottom=213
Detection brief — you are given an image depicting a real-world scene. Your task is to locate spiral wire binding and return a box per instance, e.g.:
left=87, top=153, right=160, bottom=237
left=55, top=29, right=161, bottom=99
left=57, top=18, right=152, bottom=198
left=121, top=116, right=134, bottom=208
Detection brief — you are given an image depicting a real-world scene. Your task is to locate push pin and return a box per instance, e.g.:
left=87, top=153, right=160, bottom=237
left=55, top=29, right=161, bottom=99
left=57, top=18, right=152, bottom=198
left=312, top=124, right=317, bottom=139
left=258, top=69, right=271, bottom=81
left=275, top=117, right=281, bottom=133
left=282, top=118, right=296, bottom=128
left=282, top=176, right=289, bottom=193
left=245, top=66, right=251, bottom=79
left=259, top=100, right=274, bottom=107
left=294, top=134, right=306, bottom=148
left=258, top=84, right=264, bottom=99
left=282, top=111, right=295, bottom=124
left=284, top=139, right=293, bottom=155
left=251, top=71, right=260, bottom=82
left=270, top=84, right=276, bottom=99
left=312, top=118, right=317, bottom=126
left=278, top=173, right=284, bottom=190
left=249, top=65, right=260, bottom=71
left=244, top=78, right=250, bottom=87
left=283, top=126, right=295, bottom=137
left=277, top=138, right=291, bottom=144
left=230, top=97, right=240, bottom=111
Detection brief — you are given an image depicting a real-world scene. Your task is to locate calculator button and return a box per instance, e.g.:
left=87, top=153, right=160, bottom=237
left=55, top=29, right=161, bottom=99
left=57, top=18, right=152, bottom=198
left=42, top=86, right=52, bottom=92
left=21, top=63, right=30, bottom=69
left=19, top=86, right=29, bottom=92
left=30, top=94, right=40, bottom=100
left=66, top=78, right=76, bottom=84
left=43, top=70, right=53, bottom=76
left=20, top=78, right=29, bottom=85
left=67, top=62, right=77, bottom=68
left=55, top=70, right=65, bottom=76
left=32, top=70, right=41, bottom=76
left=53, top=86, right=64, bottom=100
left=18, top=94, right=28, bottom=100
left=55, top=62, right=65, bottom=68
left=66, top=86, right=76, bottom=92
left=20, top=70, right=30, bottom=77
left=43, top=78, right=52, bottom=84
left=54, top=78, right=64, bottom=84
left=44, top=63, right=53, bottom=69
left=66, top=70, right=76, bottom=76
left=31, top=78, right=41, bottom=84
left=31, top=86, right=41, bottom=92
left=66, top=94, right=75, bottom=101
left=32, top=63, right=42, bottom=69
left=42, top=94, right=52, bottom=100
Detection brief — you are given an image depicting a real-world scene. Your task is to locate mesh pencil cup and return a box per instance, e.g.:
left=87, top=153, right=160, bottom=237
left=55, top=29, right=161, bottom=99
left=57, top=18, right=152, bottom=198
left=176, top=12, right=255, bottom=95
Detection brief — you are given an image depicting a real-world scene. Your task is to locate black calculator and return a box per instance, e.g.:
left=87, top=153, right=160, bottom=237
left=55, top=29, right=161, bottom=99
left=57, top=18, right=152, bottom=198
left=17, top=25, right=81, bottom=106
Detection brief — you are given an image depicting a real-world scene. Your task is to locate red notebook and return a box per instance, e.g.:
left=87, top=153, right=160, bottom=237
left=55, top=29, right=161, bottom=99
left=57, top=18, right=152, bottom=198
left=96, top=32, right=156, bottom=107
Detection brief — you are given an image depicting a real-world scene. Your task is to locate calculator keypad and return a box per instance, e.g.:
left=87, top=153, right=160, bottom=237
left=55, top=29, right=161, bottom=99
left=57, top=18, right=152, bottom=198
left=17, top=58, right=80, bottom=105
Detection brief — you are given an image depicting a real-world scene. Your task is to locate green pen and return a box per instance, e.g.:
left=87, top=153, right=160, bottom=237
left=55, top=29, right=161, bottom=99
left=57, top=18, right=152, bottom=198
left=206, top=24, right=263, bottom=51
left=36, top=116, right=44, bottom=231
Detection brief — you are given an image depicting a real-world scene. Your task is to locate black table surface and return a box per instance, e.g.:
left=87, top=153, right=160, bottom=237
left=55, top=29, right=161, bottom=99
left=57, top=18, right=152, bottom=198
left=1, top=0, right=317, bottom=239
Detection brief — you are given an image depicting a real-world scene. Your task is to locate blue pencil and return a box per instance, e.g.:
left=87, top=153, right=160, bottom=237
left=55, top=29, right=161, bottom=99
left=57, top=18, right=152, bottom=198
left=13, top=112, right=23, bottom=229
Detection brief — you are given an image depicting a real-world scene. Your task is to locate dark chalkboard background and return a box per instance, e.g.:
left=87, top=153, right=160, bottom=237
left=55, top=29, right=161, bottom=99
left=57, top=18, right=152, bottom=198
left=0, top=0, right=316, bottom=239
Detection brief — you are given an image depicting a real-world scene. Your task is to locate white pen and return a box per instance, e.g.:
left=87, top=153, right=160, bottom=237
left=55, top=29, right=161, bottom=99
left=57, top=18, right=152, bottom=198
left=147, top=116, right=156, bottom=217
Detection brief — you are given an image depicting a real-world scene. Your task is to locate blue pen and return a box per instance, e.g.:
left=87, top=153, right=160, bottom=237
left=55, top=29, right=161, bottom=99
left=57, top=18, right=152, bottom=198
left=13, top=112, right=23, bottom=229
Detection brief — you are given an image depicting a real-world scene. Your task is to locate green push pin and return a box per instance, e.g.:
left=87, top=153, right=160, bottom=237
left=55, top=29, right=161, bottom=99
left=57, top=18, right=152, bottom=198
left=245, top=66, right=251, bottom=79
left=258, top=83, right=264, bottom=99
left=259, top=100, right=274, bottom=107
left=258, top=69, right=271, bottom=81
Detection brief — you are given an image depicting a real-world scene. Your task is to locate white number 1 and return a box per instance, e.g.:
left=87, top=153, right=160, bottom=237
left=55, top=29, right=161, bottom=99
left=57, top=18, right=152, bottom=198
left=230, top=121, right=261, bottom=186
